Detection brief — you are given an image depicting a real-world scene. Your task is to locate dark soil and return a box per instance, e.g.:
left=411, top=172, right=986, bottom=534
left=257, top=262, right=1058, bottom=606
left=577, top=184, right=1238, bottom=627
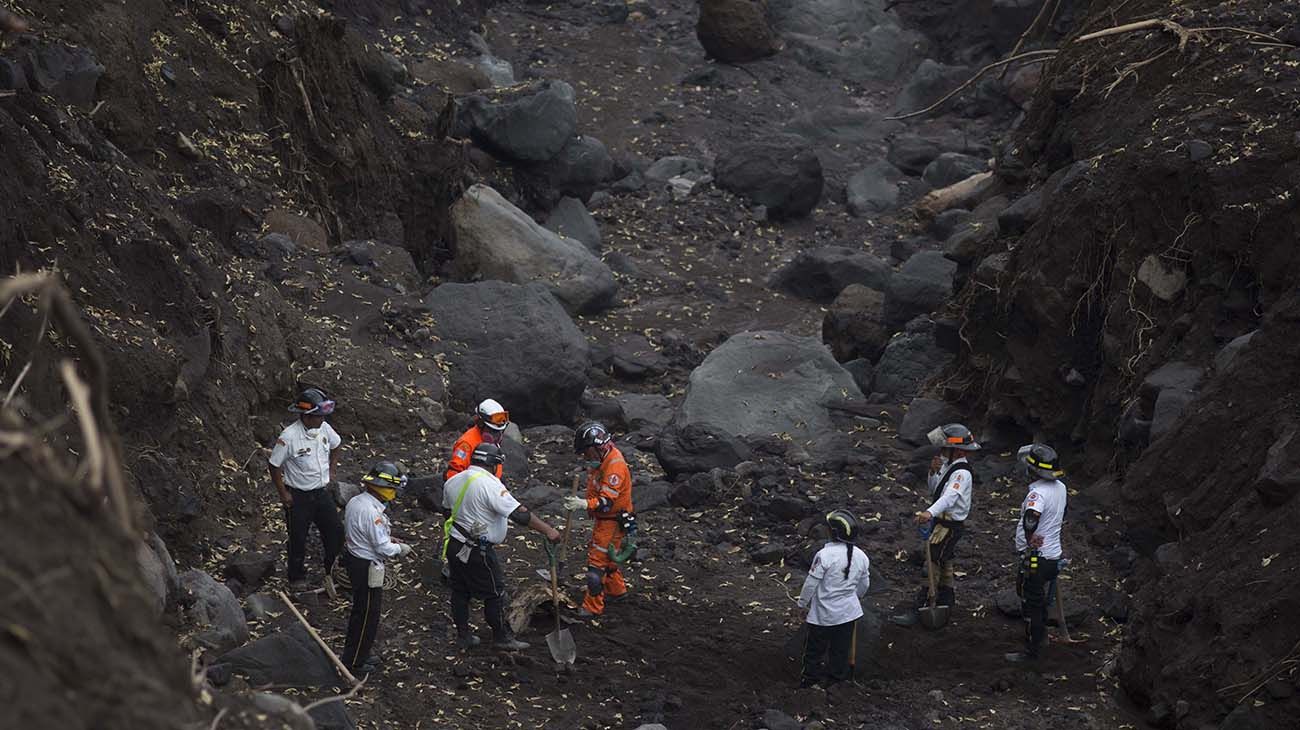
left=6, top=0, right=1296, bottom=728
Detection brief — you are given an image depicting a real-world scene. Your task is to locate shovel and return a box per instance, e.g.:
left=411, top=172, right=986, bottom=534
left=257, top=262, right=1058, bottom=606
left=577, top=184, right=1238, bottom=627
left=544, top=474, right=582, bottom=665
left=918, top=540, right=950, bottom=630
left=535, top=472, right=582, bottom=579
left=1049, top=573, right=1087, bottom=645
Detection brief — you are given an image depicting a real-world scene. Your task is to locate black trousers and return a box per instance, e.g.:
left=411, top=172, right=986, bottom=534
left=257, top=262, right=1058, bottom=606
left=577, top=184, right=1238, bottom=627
left=341, top=551, right=382, bottom=670
left=801, top=620, right=855, bottom=687
left=447, top=537, right=510, bottom=639
left=916, top=521, right=965, bottom=607
left=285, top=487, right=343, bottom=582
left=1017, top=556, right=1060, bottom=657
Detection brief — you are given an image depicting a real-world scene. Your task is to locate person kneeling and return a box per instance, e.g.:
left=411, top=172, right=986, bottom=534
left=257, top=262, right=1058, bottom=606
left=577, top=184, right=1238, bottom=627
left=798, top=510, right=871, bottom=688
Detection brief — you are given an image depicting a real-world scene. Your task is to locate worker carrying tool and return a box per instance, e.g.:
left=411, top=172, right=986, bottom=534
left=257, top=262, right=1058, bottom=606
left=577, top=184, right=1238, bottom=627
left=564, top=422, right=636, bottom=618
left=798, top=510, right=871, bottom=688
left=912, top=423, right=980, bottom=608
left=444, top=399, right=509, bottom=481
left=1006, top=444, right=1068, bottom=663
left=340, top=461, right=413, bottom=675
left=443, top=443, right=561, bottom=651
left=269, top=388, right=344, bottom=594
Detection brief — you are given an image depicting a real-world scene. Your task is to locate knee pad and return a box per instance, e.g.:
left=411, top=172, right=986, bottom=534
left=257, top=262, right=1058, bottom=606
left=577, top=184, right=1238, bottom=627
left=585, top=568, right=604, bottom=595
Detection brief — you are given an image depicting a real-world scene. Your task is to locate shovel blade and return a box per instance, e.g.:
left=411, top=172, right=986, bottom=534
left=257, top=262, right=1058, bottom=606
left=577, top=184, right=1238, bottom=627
left=546, top=627, right=576, bottom=665
left=918, top=605, right=950, bottom=630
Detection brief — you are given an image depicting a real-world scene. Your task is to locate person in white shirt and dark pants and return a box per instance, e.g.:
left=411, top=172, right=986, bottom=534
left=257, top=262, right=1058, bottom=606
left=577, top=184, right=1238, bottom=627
left=1008, top=444, right=1068, bottom=663
left=341, top=461, right=412, bottom=674
left=268, top=388, right=344, bottom=590
left=798, top=510, right=871, bottom=688
left=442, top=443, right=561, bottom=651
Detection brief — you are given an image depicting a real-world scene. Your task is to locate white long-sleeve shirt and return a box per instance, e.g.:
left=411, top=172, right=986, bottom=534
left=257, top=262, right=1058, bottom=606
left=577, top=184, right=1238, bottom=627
left=1014, top=479, right=1067, bottom=559
left=798, top=541, right=871, bottom=627
left=925, top=456, right=973, bottom=521
left=344, top=491, right=402, bottom=563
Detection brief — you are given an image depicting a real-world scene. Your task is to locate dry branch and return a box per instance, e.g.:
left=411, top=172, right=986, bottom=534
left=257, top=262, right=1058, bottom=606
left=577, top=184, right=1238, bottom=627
left=302, top=677, right=367, bottom=712
left=891, top=18, right=1297, bottom=119
left=887, top=50, right=1059, bottom=121
left=276, top=590, right=359, bottom=686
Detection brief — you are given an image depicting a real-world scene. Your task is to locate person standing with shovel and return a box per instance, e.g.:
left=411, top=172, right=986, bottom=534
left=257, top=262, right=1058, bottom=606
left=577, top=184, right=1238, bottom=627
left=798, top=510, right=871, bottom=688
left=1006, top=444, right=1068, bottom=663
left=893, top=423, right=979, bottom=628
left=443, top=443, right=561, bottom=651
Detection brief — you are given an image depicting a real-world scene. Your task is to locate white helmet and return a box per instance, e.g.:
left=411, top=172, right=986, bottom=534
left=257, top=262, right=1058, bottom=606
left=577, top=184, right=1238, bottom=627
left=476, top=398, right=509, bottom=432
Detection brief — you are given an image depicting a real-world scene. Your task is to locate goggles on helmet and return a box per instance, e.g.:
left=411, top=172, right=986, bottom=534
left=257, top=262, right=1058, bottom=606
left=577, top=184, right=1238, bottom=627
left=482, top=410, right=510, bottom=427
left=295, top=399, right=336, bottom=415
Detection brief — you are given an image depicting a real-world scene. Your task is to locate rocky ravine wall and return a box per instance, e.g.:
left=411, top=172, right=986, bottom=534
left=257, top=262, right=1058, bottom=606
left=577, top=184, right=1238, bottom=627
left=948, top=0, right=1300, bottom=726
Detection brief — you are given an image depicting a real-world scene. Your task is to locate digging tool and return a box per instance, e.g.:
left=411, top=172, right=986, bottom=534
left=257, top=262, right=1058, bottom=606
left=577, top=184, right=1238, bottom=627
left=543, top=474, right=582, bottom=665
left=848, top=619, right=858, bottom=680
left=1049, top=572, right=1087, bottom=645
left=918, top=539, right=950, bottom=630
left=544, top=541, right=576, bottom=665
left=536, top=474, right=583, bottom=581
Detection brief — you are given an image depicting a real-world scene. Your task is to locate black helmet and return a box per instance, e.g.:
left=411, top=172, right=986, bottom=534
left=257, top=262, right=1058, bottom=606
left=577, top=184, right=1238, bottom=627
left=573, top=421, right=611, bottom=454
left=826, top=509, right=859, bottom=542
left=470, top=443, right=505, bottom=470
left=1020, top=444, right=1064, bottom=480
left=361, top=461, right=407, bottom=493
left=289, top=387, right=336, bottom=416
left=927, top=423, right=980, bottom=451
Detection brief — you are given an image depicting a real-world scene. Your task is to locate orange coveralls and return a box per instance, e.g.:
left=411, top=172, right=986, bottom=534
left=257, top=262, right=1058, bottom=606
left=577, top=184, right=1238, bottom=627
left=581, top=446, right=634, bottom=615
left=444, top=426, right=504, bottom=482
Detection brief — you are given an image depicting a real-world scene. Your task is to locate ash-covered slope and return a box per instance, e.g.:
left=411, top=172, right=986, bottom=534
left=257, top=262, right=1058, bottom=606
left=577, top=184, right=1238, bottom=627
left=947, top=1, right=1300, bottom=725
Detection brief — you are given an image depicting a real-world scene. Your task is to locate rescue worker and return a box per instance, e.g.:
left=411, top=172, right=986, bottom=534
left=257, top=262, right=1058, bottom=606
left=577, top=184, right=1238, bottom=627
left=269, top=388, right=344, bottom=592
left=341, top=461, right=413, bottom=674
left=1007, top=444, right=1068, bottom=663
left=563, top=421, right=635, bottom=618
left=444, top=399, right=509, bottom=481
left=798, top=510, right=871, bottom=688
left=443, top=443, right=561, bottom=651
left=912, top=423, right=980, bottom=608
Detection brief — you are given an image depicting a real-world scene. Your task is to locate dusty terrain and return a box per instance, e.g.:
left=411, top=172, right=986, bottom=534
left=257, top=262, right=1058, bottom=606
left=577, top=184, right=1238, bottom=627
left=3, top=0, right=1299, bottom=729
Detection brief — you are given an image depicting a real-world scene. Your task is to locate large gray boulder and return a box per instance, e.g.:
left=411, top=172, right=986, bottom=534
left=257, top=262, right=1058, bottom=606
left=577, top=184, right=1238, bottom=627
left=450, top=184, right=617, bottom=314
left=885, top=251, right=957, bottom=328
left=923, top=153, right=988, bottom=189
left=873, top=319, right=953, bottom=398
left=452, top=80, right=577, bottom=163
left=715, top=134, right=823, bottom=219
left=677, top=331, right=862, bottom=446
left=180, top=569, right=249, bottom=654
left=895, top=60, right=972, bottom=116
left=425, top=281, right=589, bottom=425
left=520, top=134, right=616, bottom=207
left=616, top=393, right=675, bottom=432
left=656, top=422, right=752, bottom=479
left=847, top=159, right=903, bottom=217
left=770, top=246, right=892, bottom=303
left=544, top=196, right=602, bottom=252
left=217, top=623, right=339, bottom=687
left=780, top=23, right=924, bottom=84
left=1141, top=362, right=1203, bottom=442
left=898, top=397, right=962, bottom=445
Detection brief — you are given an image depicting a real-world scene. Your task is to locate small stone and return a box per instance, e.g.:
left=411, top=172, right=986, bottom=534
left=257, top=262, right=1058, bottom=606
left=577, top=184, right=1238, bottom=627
left=1186, top=139, right=1213, bottom=161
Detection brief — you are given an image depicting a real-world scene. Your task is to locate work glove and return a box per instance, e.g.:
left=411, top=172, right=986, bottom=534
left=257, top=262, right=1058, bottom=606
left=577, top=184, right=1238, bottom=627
left=562, top=495, right=587, bottom=512
left=397, top=543, right=413, bottom=557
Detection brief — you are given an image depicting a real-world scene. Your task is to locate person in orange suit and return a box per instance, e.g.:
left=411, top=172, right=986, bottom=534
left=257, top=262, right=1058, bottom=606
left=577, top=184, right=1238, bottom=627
left=564, top=422, right=635, bottom=618
left=444, top=399, right=509, bottom=482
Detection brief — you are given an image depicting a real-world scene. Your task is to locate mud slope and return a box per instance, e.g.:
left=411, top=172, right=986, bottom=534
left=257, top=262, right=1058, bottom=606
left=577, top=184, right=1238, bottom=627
left=948, top=0, right=1300, bottom=726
